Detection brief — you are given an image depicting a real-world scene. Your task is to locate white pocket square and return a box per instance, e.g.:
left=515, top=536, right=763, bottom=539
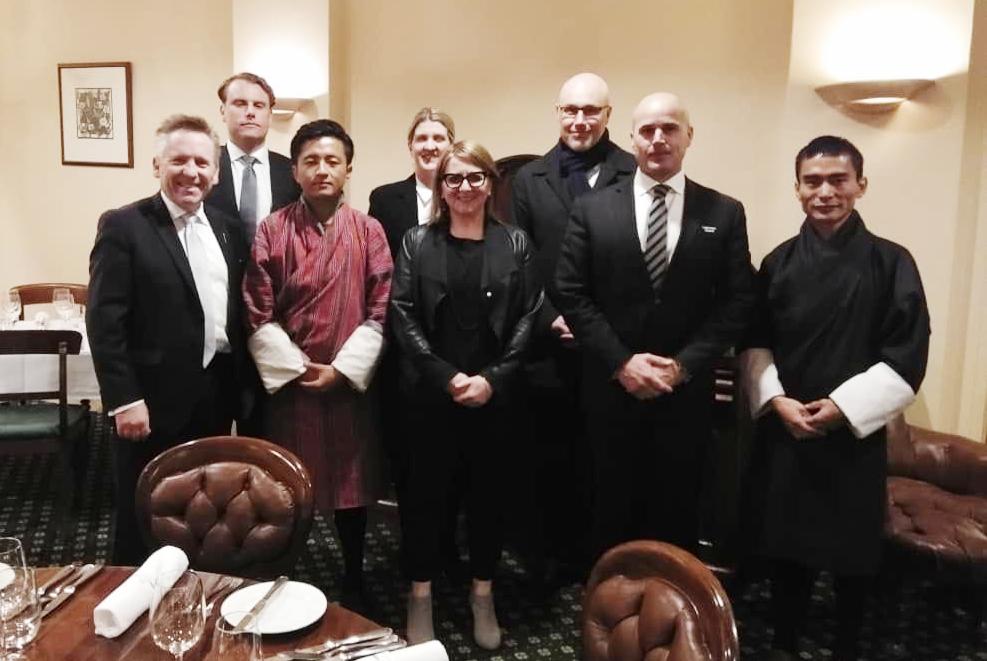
left=701, top=225, right=717, bottom=233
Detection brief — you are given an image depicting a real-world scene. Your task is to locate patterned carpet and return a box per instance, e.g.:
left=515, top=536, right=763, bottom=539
left=1, top=412, right=984, bottom=661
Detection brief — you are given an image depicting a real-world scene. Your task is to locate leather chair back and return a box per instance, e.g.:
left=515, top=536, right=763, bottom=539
left=136, top=436, right=314, bottom=578
left=583, top=541, right=738, bottom=661
left=493, top=154, right=538, bottom=223
left=886, top=415, right=987, bottom=499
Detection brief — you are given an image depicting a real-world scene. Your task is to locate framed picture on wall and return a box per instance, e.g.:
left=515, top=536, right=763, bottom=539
left=58, top=62, right=133, bottom=167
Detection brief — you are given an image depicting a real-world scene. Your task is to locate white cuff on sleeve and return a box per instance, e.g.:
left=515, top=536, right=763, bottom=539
left=109, top=399, right=145, bottom=417
left=737, top=348, right=786, bottom=418
left=331, top=322, right=384, bottom=393
left=248, top=323, right=308, bottom=394
left=829, top=362, right=915, bottom=439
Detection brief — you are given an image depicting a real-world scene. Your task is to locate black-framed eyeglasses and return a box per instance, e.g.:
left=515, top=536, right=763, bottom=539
left=442, top=172, right=487, bottom=188
left=559, top=105, right=610, bottom=118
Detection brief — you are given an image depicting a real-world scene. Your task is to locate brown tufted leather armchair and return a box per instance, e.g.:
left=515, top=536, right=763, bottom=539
left=885, top=415, right=987, bottom=584
left=136, top=436, right=314, bottom=579
left=583, top=541, right=739, bottom=661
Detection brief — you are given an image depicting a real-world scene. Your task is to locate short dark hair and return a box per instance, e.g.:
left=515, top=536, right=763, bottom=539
left=154, top=114, right=220, bottom=161
left=217, top=72, right=275, bottom=106
left=795, top=135, right=864, bottom=179
left=290, top=119, right=355, bottom=164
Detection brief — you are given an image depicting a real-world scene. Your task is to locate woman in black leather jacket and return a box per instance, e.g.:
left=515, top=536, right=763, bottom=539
left=389, top=140, right=542, bottom=649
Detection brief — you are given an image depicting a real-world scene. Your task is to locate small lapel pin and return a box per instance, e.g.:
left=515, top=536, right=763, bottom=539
left=701, top=225, right=717, bottom=233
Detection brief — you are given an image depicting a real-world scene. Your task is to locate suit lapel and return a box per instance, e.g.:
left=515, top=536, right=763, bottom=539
left=669, top=178, right=701, bottom=273
left=270, top=153, right=298, bottom=209
left=150, top=194, right=197, bottom=298
left=398, top=175, right=418, bottom=233
left=539, top=148, right=572, bottom=212
left=595, top=146, right=634, bottom=189
left=216, top=147, right=239, bottom=219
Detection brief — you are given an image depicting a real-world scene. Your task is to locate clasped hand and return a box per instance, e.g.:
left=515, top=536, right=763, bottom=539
left=770, top=396, right=845, bottom=439
left=446, top=372, right=493, bottom=407
left=617, top=353, right=680, bottom=400
left=299, top=361, right=345, bottom=392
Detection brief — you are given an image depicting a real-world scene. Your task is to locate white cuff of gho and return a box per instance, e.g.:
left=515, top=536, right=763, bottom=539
left=331, top=322, right=384, bottom=393
left=737, top=348, right=786, bottom=418
left=829, top=362, right=916, bottom=439
left=248, top=322, right=308, bottom=394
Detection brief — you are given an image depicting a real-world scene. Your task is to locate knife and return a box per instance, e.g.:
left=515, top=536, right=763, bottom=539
left=40, top=564, right=103, bottom=618
left=237, top=575, right=289, bottom=630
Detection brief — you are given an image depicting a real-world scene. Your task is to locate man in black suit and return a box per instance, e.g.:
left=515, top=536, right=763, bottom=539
left=206, top=72, right=300, bottom=241
left=511, top=73, right=635, bottom=586
left=205, top=72, right=300, bottom=436
left=88, top=114, right=248, bottom=565
left=555, top=92, right=756, bottom=560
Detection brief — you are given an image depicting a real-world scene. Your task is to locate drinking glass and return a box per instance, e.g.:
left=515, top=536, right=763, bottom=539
left=150, top=571, right=206, bottom=661
left=0, top=568, right=40, bottom=657
left=2, top=292, right=20, bottom=329
left=206, top=610, right=261, bottom=660
left=52, top=289, right=75, bottom=322
left=0, top=538, right=27, bottom=661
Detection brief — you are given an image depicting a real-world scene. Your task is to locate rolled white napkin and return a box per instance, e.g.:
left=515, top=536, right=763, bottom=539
left=93, top=545, right=189, bottom=638
left=372, top=641, right=448, bottom=661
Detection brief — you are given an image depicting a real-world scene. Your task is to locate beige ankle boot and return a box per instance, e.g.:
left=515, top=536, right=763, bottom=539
left=406, top=593, right=434, bottom=645
left=470, top=591, right=501, bottom=650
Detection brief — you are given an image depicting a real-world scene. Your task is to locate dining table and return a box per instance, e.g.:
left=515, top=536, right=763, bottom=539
left=28, top=565, right=383, bottom=660
left=0, top=320, right=100, bottom=403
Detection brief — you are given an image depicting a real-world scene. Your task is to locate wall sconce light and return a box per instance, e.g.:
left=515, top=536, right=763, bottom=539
left=814, top=79, right=934, bottom=113
left=272, top=98, right=305, bottom=118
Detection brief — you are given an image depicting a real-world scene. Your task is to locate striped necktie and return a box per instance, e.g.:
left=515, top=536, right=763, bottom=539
left=644, top=183, right=671, bottom=294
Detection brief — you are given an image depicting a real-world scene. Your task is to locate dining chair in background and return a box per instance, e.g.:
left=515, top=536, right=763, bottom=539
left=0, top=330, right=89, bottom=524
left=136, top=436, right=315, bottom=579
left=583, top=540, right=739, bottom=661
left=11, top=283, right=88, bottom=320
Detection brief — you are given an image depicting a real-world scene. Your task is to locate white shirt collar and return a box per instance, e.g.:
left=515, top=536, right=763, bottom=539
left=160, top=192, right=206, bottom=224
left=633, top=168, right=686, bottom=197
left=415, top=177, right=433, bottom=203
left=227, top=141, right=269, bottom=166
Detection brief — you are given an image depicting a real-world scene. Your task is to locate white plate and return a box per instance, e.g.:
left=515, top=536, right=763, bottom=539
left=220, top=580, right=328, bottom=634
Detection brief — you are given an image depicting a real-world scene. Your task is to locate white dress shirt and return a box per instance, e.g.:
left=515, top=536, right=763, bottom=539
left=227, top=142, right=273, bottom=219
left=110, top=193, right=232, bottom=417
left=633, top=168, right=686, bottom=256
left=415, top=178, right=433, bottom=225
left=161, top=193, right=231, bottom=354
left=587, top=163, right=601, bottom=189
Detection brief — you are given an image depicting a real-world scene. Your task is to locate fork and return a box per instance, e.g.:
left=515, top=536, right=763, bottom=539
left=42, top=563, right=97, bottom=602
left=206, top=577, right=244, bottom=615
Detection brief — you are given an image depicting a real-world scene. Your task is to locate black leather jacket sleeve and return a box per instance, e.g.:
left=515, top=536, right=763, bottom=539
left=389, top=226, right=459, bottom=391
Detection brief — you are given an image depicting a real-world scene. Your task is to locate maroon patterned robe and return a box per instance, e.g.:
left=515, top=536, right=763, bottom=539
left=243, top=201, right=393, bottom=510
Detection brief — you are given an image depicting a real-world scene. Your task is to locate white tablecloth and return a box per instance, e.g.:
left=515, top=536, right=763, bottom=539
left=0, top=320, right=101, bottom=402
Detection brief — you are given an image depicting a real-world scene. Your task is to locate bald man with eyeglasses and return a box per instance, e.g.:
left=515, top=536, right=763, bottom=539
left=510, top=73, right=635, bottom=591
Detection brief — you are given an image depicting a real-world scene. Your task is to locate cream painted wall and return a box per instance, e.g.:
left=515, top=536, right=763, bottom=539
left=231, top=0, right=330, bottom=155
left=0, top=0, right=233, bottom=290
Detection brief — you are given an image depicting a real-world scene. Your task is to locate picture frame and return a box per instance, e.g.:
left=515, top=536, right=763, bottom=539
left=58, top=62, right=133, bottom=168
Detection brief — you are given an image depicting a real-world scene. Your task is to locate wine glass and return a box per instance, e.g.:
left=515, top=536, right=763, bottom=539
left=52, top=289, right=75, bottom=323
left=2, top=292, right=20, bottom=330
left=206, top=610, right=261, bottom=660
left=0, top=538, right=27, bottom=660
left=150, top=571, right=206, bottom=661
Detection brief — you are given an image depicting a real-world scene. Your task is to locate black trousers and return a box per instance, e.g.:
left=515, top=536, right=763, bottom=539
left=771, top=560, right=870, bottom=659
left=516, top=376, right=592, bottom=572
left=403, top=397, right=508, bottom=582
left=111, top=353, right=235, bottom=566
left=588, top=385, right=710, bottom=562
